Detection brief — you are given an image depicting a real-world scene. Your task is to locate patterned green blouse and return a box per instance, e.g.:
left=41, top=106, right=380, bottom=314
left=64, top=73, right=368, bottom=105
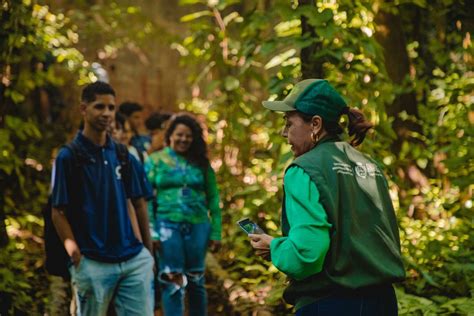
left=145, top=147, right=222, bottom=240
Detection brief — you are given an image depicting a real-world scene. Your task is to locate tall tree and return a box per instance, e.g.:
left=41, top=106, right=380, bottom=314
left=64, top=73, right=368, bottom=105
left=299, top=0, right=323, bottom=78
left=374, top=0, right=421, bottom=152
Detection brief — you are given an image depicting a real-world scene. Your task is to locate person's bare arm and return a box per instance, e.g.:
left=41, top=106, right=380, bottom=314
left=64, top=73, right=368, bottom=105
left=51, top=207, right=81, bottom=266
left=127, top=199, right=143, bottom=242
left=132, top=197, right=153, bottom=254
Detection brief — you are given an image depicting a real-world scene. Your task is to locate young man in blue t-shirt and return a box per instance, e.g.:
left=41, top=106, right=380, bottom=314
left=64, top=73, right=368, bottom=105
left=51, top=81, right=154, bottom=316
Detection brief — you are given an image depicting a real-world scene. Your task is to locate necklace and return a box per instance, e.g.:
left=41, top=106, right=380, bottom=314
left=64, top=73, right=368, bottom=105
left=170, top=149, right=191, bottom=198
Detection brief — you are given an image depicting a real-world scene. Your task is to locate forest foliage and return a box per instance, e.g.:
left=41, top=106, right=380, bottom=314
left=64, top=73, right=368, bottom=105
left=0, top=0, right=473, bottom=315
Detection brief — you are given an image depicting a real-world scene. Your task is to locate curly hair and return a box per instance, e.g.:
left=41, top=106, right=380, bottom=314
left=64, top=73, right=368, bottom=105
left=165, top=114, right=209, bottom=169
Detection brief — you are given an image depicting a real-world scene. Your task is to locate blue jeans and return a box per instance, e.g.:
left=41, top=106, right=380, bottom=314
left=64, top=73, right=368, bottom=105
left=69, top=247, right=154, bottom=316
left=156, top=219, right=210, bottom=316
left=296, top=284, right=398, bottom=316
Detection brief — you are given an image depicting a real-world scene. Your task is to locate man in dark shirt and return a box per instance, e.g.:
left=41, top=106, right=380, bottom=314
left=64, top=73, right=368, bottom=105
left=51, top=81, right=154, bottom=315
left=118, top=101, right=151, bottom=162
left=145, top=111, right=172, bottom=154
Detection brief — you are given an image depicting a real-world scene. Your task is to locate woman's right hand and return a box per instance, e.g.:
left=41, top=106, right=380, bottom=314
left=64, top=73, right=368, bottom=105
left=249, top=234, right=274, bottom=261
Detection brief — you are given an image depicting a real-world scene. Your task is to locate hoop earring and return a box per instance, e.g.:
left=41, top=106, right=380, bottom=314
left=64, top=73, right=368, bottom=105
left=311, top=131, right=320, bottom=144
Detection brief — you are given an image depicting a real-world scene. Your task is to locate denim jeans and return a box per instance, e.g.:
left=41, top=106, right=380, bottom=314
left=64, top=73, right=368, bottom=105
left=156, top=219, right=210, bottom=316
left=296, top=284, right=398, bottom=316
left=69, top=247, right=154, bottom=316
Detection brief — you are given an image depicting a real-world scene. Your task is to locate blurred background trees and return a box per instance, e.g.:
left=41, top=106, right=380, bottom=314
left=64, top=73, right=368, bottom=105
left=1, top=0, right=472, bottom=314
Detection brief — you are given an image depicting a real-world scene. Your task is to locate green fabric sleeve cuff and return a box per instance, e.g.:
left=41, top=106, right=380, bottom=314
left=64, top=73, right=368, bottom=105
left=270, top=236, right=285, bottom=263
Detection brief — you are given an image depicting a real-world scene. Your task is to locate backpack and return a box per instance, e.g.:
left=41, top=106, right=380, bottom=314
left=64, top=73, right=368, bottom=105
left=43, top=140, right=130, bottom=279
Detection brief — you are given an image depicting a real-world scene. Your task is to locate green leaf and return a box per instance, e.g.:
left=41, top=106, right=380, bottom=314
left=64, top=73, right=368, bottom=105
left=10, top=90, right=26, bottom=104
left=307, top=8, right=334, bottom=26
left=232, top=185, right=261, bottom=197
left=316, top=24, right=336, bottom=41
left=362, top=41, right=377, bottom=57
left=223, top=12, right=240, bottom=26
left=318, top=8, right=334, bottom=23
left=180, top=10, right=212, bottom=23
left=224, top=76, right=240, bottom=91
left=178, top=0, right=206, bottom=5
left=264, top=49, right=296, bottom=69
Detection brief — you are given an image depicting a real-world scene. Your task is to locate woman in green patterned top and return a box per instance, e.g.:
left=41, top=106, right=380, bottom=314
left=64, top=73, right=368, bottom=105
left=146, top=114, right=221, bottom=316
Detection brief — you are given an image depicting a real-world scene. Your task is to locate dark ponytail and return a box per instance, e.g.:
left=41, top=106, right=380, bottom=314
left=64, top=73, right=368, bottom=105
left=342, top=107, right=373, bottom=146
left=296, top=107, right=373, bottom=146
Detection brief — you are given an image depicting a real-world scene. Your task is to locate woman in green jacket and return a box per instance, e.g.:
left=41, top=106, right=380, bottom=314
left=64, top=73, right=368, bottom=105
left=249, top=79, right=405, bottom=315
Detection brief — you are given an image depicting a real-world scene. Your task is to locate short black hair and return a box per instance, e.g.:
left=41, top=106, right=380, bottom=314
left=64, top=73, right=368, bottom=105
left=81, top=81, right=115, bottom=103
left=115, top=112, right=127, bottom=130
left=145, top=112, right=173, bottom=130
left=119, top=102, right=143, bottom=117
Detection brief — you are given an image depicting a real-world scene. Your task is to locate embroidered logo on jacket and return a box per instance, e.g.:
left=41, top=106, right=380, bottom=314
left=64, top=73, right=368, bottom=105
left=333, top=162, right=383, bottom=178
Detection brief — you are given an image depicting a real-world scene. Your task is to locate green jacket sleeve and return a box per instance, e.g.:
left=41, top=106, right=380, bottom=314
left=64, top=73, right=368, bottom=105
left=270, top=166, right=331, bottom=281
left=206, top=166, right=222, bottom=241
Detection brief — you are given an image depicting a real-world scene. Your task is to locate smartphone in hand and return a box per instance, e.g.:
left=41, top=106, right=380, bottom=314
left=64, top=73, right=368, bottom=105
left=237, top=218, right=265, bottom=235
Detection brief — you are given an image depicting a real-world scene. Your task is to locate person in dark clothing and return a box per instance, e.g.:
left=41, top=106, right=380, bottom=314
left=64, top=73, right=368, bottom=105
left=145, top=111, right=173, bottom=154
left=249, top=79, right=405, bottom=315
left=111, top=111, right=154, bottom=245
left=118, top=101, right=151, bottom=163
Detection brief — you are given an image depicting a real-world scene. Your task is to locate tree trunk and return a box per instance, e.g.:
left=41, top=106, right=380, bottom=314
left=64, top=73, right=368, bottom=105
left=374, top=1, right=421, bottom=152
left=299, top=0, right=323, bottom=79
left=374, top=1, right=429, bottom=218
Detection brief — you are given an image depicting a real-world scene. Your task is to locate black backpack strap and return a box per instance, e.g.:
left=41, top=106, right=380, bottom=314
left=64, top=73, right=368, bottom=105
left=61, top=141, right=90, bottom=211
left=114, top=142, right=131, bottom=190
left=44, top=141, right=87, bottom=280
left=64, top=142, right=89, bottom=168
left=63, top=141, right=87, bottom=187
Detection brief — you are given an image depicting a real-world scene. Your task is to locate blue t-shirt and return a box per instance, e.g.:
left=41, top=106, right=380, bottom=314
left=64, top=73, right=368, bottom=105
left=130, top=134, right=151, bottom=159
left=52, top=132, right=143, bottom=263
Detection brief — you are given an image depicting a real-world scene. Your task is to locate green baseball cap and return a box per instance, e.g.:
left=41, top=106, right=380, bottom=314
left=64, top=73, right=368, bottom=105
left=262, top=79, right=347, bottom=122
